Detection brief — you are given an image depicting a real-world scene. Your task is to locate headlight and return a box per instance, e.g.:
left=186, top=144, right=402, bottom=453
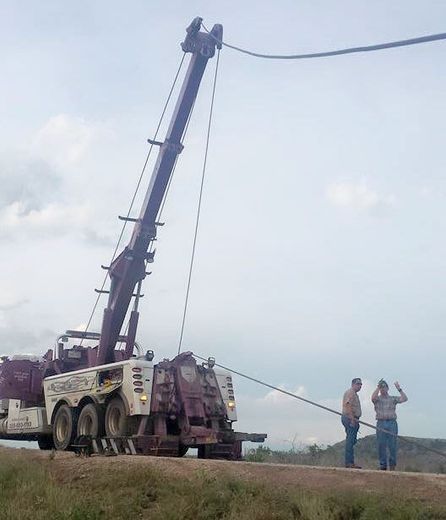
left=140, top=394, right=148, bottom=402
left=228, top=401, right=235, bottom=409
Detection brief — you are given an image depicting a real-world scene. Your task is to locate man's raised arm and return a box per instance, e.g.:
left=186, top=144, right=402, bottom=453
left=395, top=381, right=408, bottom=403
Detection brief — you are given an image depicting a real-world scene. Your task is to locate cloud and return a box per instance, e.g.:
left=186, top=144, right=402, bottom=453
left=82, top=228, right=116, bottom=248
left=326, top=181, right=395, bottom=214
left=0, top=155, right=61, bottom=213
left=263, top=385, right=307, bottom=403
left=0, top=200, right=91, bottom=240
left=0, top=326, right=56, bottom=357
left=0, top=115, right=116, bottom=243
left=0, top=299, right=29, bottom=328
left=0, top=299, right=29, bottom=312
left=30, top=114, right=111, bottom=167
left=0, top=199, right=117, bottom=244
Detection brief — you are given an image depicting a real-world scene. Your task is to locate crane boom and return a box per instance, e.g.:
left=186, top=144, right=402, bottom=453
left=95, top=18, right=222, bottom=366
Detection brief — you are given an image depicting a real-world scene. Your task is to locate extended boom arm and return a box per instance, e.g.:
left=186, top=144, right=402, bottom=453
left=95, top=18, right=222, bottom=366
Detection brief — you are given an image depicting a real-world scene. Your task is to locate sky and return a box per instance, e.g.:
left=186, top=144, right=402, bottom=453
left=1, top=1, right=445, bottom=449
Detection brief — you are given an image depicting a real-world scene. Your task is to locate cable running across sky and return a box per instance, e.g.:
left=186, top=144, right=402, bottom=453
left=202, top=24, right=446, bottom=60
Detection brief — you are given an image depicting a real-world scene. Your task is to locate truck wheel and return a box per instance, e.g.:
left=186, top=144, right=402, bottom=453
left=77, top=404, right=104, bottom=438
left=53, top=405, right=77, bottom=451
left=105, top=397, right=127, bottom=437
left=37, top=435, right=54, bottom=450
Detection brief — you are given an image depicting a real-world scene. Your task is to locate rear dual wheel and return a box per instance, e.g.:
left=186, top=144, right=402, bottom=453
left=104, top=397, right=127, bottom=437
left=77, top=404, right=105, bottom=438
left=53, top=403, right=104, bottom=450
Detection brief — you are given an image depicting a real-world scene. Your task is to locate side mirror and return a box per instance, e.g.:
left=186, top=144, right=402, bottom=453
left=145, top=350, right=154, bottom=362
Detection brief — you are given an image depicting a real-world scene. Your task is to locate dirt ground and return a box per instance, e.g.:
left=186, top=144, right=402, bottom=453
left=11, top=448, right=446, bottom=506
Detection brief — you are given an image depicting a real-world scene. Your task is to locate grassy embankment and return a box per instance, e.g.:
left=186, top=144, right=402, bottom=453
left=0, top=449, right=445, bottom=520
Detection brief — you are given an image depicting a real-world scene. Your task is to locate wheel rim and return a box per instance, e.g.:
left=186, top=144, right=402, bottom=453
left=56, top=413, right=69, bottom=442
left=78, top=414, right=94, bottom=435
left=108, top=406, right=121, bottom=436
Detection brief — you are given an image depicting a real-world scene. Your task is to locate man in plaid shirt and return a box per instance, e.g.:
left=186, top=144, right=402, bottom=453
left=371, top=379, right=408, bottom=471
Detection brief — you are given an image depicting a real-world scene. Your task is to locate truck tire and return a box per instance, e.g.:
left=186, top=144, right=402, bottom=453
left=77, top=403, right=104, bottom=438
left=37, top=435, right=54, bottom=450
left=105, top=397, right=127, bottom=437
left=53, top=405, right=77, bottom=451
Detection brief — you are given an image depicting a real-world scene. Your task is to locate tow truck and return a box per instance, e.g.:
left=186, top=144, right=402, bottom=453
left=0, top=17, right=266, bottom=458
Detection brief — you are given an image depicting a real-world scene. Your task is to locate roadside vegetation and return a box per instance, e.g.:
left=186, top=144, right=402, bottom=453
left=1, top=447, right=445, bottom=519
left=245, top=435, right=446, bottom=474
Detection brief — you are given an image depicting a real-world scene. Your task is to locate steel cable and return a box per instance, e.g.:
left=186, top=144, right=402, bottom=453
left=202, top=24, right=446, bottom=60
left=177, top=49, right=221, bottom=355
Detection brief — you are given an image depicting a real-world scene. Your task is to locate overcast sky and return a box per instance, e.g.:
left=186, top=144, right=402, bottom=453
left=1, top=1, right=445, bottom=448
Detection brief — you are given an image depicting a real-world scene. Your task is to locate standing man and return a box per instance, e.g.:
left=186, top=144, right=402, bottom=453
left=341, top=377, right=363, bottom=468
left=371, top=379, right=408, bottom=471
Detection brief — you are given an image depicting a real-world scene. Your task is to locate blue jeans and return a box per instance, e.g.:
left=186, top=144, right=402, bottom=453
left=376, top=419, right=398, bottom=469
left=342, top=415, right=359, bottom=466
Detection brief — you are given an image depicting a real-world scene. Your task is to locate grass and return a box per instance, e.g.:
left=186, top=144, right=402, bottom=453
left=0, top=449, right=445, bottom=520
